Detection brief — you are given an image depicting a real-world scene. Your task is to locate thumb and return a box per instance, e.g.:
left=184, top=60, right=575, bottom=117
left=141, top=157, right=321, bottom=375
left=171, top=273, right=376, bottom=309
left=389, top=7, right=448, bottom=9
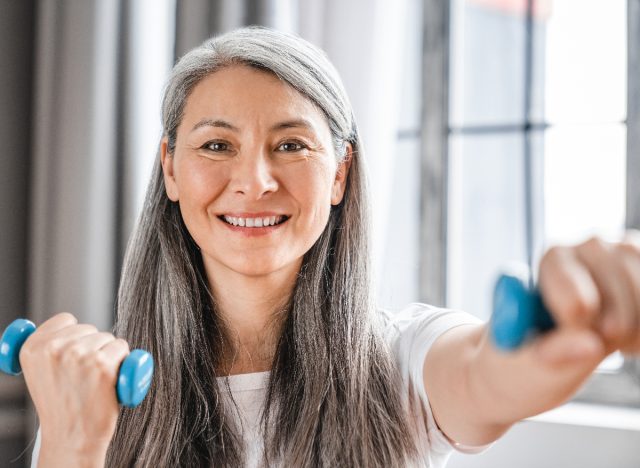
left=532, top=327, right=606, bottom=368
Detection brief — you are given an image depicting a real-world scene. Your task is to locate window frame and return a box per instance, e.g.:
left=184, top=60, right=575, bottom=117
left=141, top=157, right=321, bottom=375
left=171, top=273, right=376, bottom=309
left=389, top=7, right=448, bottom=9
left=421, top=0, right=640, bottom=407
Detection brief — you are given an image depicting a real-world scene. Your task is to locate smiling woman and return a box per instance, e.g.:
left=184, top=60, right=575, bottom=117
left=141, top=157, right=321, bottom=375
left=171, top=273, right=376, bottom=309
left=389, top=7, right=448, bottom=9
left=93, top=26, right=482, bottom=467
left=105, top=26, right=453, bottom=467
left=99, top=27, right=437, bottom=467
left=24, top=24, right=640, bottom=468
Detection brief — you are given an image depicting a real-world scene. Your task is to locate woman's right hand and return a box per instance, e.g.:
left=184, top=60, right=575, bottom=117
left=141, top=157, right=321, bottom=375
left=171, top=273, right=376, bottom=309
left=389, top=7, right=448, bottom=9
left=20, top=312, right=130, bottom=465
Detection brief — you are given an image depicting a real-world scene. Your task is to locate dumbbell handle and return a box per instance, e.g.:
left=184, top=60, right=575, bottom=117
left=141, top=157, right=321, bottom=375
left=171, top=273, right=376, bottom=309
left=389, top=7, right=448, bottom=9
left=490, top=273, right=556, bottom=351
left=0, top=319, right=153, bottom=408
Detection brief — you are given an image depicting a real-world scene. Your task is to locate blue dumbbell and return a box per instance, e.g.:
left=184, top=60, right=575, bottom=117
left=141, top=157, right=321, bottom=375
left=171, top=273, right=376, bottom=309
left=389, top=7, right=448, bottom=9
left=490, top=273, right=556, bottom=351
left=0, top=318, right=153, bottom=408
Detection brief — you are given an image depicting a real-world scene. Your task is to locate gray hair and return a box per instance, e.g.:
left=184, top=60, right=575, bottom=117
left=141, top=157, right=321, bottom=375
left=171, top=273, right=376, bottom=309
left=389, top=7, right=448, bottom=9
left=107, top=26, right=416, bottom=467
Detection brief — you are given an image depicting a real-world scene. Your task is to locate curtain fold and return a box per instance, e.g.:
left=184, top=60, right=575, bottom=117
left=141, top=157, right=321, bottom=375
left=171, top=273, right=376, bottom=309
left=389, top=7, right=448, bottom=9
left=29, top=0, right=121, bottom=333
left=0, top=0, right=36, bottom=463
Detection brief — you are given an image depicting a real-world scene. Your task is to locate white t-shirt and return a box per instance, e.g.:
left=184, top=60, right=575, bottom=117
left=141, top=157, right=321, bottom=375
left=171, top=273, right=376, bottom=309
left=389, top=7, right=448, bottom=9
left=30, top=303, right=485, bottom=467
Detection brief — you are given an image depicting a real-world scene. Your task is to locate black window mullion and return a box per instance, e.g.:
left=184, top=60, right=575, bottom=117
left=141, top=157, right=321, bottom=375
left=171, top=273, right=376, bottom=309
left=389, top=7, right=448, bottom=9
left=523, top=0, right=537, bottom=286
left=420, top=0, right=450, bottom=306
left=628, top=0, right=640, bottom=231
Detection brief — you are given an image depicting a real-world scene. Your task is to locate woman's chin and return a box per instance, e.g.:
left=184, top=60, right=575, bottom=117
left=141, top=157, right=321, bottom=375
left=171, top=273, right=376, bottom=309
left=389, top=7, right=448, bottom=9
left=207, top=255, right=302, bottom=280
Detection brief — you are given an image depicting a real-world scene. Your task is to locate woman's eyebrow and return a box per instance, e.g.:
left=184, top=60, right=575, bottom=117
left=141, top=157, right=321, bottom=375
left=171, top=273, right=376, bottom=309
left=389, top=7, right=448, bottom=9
left=269, top=118, right=315, bottom=132
left=190, top=118, right=316, bottom=133
left=191, top=119, right=239, bottom=133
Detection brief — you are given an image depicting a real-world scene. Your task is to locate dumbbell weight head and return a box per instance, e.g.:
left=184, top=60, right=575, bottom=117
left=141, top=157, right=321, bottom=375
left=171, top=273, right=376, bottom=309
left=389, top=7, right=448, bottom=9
left=491, top=273, right=555, bottom=351
left=0, top=319, right=36, bottom=375
left=117, top=349, right=154, bottom=408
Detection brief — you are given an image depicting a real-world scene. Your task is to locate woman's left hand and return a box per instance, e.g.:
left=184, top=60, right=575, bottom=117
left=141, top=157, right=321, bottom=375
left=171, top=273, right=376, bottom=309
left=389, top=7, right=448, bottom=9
left=537, top=230, right=640, bottom=364
left=424, top=230, right=640, bottom=447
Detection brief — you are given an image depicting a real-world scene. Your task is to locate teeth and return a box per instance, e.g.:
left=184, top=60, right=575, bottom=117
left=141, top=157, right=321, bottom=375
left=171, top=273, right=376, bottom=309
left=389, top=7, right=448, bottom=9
left=223, top=215, right=286, bottom=227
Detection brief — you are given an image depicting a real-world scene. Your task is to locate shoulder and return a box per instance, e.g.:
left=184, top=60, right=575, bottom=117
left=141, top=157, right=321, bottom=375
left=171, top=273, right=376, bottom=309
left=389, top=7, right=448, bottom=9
left=377, top=305, right=491, bottom=460
left=376, top=303, right=482, bottom=381
left=378, top=302, right=482, bottom=348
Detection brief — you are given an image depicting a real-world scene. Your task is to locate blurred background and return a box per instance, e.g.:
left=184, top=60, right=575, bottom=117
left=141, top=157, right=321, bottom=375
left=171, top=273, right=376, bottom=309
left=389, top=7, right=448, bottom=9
left=1, top=0, right=639, bottom=466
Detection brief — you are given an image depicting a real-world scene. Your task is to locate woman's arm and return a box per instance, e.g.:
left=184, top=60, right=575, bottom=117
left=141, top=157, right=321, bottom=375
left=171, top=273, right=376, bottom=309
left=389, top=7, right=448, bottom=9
left=423, top=234, right=640, bottom=446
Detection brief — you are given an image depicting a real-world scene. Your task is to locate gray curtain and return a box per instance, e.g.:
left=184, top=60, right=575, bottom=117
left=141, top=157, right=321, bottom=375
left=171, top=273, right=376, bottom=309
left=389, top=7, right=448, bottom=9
left=0, top=0, right=36, bottom=464
left=629, top=0, right=640, bottom=230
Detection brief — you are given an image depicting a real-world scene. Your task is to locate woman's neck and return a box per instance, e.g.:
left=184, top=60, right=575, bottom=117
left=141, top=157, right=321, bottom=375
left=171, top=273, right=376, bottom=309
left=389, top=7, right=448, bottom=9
left=203, top=257, right=300, bottom=375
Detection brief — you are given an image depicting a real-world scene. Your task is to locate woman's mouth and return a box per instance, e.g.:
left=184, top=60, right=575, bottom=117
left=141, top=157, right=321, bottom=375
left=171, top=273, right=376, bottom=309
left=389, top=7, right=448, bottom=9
left=218, top=214, right=289, bottom=228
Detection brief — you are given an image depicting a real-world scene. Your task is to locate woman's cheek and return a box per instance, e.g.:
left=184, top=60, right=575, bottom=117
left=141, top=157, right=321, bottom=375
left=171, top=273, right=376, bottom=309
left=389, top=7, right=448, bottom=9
left=181, top=160, right=229, bottom=204
left=286, top=160, right=335, bottom=203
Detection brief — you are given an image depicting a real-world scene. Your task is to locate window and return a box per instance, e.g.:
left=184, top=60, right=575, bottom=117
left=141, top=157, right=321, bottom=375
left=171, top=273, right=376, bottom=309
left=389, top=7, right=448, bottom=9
left=445, top=0, right=638, bottom=405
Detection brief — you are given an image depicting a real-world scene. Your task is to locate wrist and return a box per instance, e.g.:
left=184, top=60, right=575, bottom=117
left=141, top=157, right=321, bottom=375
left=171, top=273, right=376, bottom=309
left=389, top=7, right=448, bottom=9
left=39, top=440, right=107, bottom=468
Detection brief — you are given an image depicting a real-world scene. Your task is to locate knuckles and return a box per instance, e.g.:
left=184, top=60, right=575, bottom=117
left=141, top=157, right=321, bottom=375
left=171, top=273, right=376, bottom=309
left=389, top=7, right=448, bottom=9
left=576, top=235, right=610, bottom=257
left=116, top=338, right=131, bottom=354
left=539, top=245, right=568, bottom=274
left=43, top=338, right=66, bottom=361
left=617, top=240, right=640, bottom=258
left=539, top=245, right=599, bottom=322
left=93, top=354, right=117, bottom=378
left=53, top=311, right=78, bottom=326
left=21, top=324, right=117, bottom=366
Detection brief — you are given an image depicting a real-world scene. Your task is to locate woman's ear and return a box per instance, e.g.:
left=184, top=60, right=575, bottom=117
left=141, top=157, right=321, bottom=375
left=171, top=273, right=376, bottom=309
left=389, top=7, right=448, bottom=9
left=331, top=143, right=353, bottom=205
left=160, top=137, right=179, bottom=202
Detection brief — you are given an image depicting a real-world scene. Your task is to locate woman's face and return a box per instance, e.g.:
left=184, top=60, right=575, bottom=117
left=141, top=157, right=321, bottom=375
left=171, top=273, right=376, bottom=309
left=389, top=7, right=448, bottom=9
left=161, top=65, right=351, bottom=280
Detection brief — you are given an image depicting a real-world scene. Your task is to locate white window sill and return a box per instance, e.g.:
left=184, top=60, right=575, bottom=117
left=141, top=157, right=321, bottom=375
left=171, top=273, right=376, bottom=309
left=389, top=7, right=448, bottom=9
left=528, top=401, right=640, bottom=432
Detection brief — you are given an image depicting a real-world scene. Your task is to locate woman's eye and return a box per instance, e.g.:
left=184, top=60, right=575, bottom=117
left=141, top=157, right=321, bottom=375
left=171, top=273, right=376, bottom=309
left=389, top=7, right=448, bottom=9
left=202, top=141, right=229, bottom=152
left=277, top=141, right=306, bottom=152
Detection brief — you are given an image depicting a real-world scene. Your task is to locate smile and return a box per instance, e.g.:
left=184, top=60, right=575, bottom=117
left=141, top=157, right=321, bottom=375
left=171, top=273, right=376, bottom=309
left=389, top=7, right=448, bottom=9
left=219, top=214, right=289, bottom=228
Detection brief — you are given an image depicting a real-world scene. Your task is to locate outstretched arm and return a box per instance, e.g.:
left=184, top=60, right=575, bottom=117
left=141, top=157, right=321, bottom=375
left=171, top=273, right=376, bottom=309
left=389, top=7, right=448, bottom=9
left=423, top=234, right=640, bottom=446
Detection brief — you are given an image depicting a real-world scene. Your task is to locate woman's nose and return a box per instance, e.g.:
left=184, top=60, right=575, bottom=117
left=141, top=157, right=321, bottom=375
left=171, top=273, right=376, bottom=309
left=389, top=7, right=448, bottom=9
left=228, top=151, right=278, bottom=199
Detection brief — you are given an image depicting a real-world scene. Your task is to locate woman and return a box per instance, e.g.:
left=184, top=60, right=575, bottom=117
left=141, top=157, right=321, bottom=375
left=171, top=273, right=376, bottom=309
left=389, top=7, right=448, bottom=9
left=25, top=26, right=640, bottom=467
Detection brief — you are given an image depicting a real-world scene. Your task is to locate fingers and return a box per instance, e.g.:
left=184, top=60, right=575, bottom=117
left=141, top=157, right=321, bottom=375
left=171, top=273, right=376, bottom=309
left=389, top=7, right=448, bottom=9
left=59, top=335, right=131, bottom=382
left=23, top=323, right=97, bottom=360
left=533, top=327, right=605, bottom=367
left=19, top=314, right=132, bottom=375
left=538, top=246, right=600, bottom=327
left=59, top=333, right=125, bottom=369
left=538, top=233, right=640, bottom=354
left=99, top=339, right=131, bottom=369
left=613, top=235, right=640, bottom=351
left=574, top=237, right=639, bottom=347
left=35, top=312, right=78, bottom=334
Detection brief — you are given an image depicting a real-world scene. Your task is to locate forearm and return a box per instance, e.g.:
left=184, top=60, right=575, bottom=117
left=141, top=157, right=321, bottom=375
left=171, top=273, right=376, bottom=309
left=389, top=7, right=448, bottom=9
left=425, top=324, right=604, bottom=447
left=469, top=327, right=602, bottom=425
left=424, top=324, right=508, bottom=446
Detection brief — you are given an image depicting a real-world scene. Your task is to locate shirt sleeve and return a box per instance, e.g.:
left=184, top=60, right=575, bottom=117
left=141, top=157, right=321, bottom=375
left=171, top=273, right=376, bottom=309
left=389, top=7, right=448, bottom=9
left=381, top=303, right=491, bottom=464
left=31, top=427, right=41, bottom=468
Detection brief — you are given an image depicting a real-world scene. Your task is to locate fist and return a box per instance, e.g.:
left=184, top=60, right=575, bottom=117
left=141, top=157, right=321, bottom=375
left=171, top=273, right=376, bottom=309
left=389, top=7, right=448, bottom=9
left=20, top=312, right=130, bottom=454
left=538, top=231, right=640, bottom=359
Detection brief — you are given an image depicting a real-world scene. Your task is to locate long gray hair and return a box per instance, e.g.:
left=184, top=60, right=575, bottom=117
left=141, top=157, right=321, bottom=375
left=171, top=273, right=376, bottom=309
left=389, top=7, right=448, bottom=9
left=106, top=26, right=416, bottom=467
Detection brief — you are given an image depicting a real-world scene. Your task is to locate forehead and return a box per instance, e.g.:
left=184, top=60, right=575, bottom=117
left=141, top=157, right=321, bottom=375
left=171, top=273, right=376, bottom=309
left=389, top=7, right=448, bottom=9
left=179, top=64, right=331, bottom=136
